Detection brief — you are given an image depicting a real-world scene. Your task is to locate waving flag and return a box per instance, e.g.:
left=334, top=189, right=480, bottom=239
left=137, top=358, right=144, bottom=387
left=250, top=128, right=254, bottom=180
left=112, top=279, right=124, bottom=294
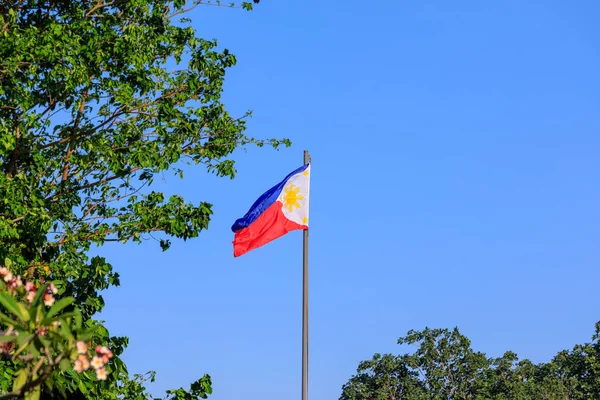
left=231, top=163, right=310, bottom=257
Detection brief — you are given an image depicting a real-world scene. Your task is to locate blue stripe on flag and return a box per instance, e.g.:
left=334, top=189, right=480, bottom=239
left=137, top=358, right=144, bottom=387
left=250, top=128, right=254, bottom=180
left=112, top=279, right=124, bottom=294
left=231, top=163, right=309, bottom=233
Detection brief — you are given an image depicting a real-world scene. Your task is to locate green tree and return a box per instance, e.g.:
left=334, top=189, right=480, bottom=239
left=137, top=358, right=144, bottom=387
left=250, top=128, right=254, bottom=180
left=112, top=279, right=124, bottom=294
left=399, top=328, right=490, bottom=399
left=340, top=322, right=600, bottom=400
left=340, top=353, right=426, bottom=400
left=341, top=328, right=490, bottom=400
left=537, top=321, right=600, bottom=399
left=0, top=0, right=286, bottom=398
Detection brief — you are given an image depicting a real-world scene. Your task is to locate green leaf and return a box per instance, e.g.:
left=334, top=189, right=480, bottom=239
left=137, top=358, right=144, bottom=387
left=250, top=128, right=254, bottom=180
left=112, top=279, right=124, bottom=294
left=0, top=311, right=16, bottom=327
left=29, top=304, right=42, bottom=326
left=46, top=297, right=74, bottom=319
left=12, top=369, right=27, bottom=392
left=59, top=358, right=71, bottom=372
left=17, top=303, right=30, bottom=322
left=74, top=311, right=82, bottom=330
left=0, top=334, right=16, bottom=343
left=51, top=311, right=78, bottom=321
left=24, top=376, right=40, bottom=400
left=15, top=333, right=33, bottom=348
left=30, top=283, right=48, bottom=307
left=28, top=340, right=40, bottom=358
left=0, top=292, right=27, bottom=322
left=77, top=379, right=88, bottom=394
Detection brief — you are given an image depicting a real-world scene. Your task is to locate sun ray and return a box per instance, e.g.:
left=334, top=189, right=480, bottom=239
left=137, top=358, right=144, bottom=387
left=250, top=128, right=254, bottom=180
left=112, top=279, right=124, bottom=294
left=282, top=183, right=304, bottom=213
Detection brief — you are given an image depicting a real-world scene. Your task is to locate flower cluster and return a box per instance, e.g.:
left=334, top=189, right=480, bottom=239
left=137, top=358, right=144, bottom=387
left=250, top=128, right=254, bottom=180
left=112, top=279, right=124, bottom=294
left=0, top=267, right=22, bottom=291
left=34, top=282, right=57, bottom=307
left=0, top=266, right=113, bottom=380
left=74, top=341, right=113, bottom=380
left=0, top=267, right=58, bottom=306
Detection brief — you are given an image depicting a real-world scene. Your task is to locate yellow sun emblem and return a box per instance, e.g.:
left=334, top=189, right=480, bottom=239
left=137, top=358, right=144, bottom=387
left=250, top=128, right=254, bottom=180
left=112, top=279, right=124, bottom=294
left=282, top=183, right=304, bottom=212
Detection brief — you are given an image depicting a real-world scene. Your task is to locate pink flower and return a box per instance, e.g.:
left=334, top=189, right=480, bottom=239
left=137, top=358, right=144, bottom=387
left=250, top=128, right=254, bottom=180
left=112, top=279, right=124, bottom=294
left=74, top=359, right=85, bottom=373
left=25, top=281, right=35, bottom=292
left=78, top=354, right=90, bottom=370
left=76, top=341, right=87, bottom=354
left=52, top=321, right=61, bottom=328
left=0, top=267, right=8, bottom=276
left=95, top=367, right=107, bottom=380
left=43, top=294, right=55, bottom=307
left=26, top=291, right=36, bottom=303
left=48, top=283, right=58, bottom=294
left=90, top=356, right=104, bottom=370
left=96, top=345, right=113, bottom=358
left=6, top=275, right=22, bottom=290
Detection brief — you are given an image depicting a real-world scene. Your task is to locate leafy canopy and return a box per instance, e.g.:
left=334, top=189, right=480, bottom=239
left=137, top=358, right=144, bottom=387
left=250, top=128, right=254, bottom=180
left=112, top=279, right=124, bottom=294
left=0, top=0, right=286, bottom=398
left=340, top=322, right=600, bottom=400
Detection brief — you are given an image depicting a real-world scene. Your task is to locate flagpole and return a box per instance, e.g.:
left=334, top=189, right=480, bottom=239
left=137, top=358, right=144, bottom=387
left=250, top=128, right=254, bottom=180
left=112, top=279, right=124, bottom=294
left=302, top=150, right=310, bottom=400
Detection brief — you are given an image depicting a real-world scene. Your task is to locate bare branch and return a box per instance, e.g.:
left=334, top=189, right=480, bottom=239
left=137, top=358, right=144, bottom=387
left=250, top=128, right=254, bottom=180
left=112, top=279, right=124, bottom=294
left=85, top=0, right=125, bottom=17
left=169, top=0, right=245, bottom=19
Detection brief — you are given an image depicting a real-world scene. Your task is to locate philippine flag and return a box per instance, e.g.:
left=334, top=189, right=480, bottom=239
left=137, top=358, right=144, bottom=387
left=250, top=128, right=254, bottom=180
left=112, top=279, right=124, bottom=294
left=231, top=163, right=310, bottom=257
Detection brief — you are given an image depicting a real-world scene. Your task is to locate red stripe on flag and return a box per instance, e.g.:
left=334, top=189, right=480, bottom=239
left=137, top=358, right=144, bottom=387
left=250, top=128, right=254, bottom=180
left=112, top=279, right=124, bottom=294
left=233, top=200, right=307, bottom=257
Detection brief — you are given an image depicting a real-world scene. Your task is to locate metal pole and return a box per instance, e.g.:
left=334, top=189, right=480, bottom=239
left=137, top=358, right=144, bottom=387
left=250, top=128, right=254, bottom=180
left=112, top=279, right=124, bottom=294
left=302, top=150, right=310, bottom=400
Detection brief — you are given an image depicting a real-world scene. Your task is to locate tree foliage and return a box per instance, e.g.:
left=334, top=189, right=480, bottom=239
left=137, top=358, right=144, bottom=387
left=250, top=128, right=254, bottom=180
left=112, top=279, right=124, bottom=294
left=340, top=322, right=600, bottom=400
left=0, top=0, right=287, bottom=397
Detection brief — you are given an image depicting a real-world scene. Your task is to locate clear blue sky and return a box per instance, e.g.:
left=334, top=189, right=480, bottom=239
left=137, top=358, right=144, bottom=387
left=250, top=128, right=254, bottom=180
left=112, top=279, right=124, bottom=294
left=99, top=1, right=600, bottom=398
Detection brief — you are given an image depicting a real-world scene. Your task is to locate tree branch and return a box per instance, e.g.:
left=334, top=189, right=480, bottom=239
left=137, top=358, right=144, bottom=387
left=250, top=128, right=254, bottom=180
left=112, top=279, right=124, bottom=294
left=6, top=124, right=20, bottom=178
left=61, top=89, right=90, bottom=183
left=34, top=86, right=186, bottom=154
left=45, top=166, right=143, bottom=202
left=85, top=0, right=127, bottom=17
left=0, top=354, right=64, bottom=400
left=169, top=0, right=245, bottom=20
